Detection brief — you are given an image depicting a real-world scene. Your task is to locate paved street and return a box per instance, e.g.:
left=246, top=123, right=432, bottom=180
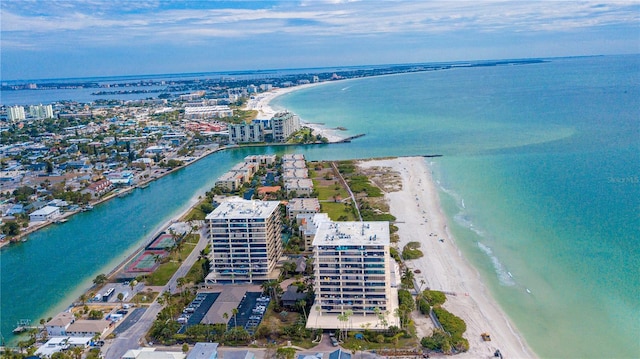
left=104, top=226, right=208, bottom=359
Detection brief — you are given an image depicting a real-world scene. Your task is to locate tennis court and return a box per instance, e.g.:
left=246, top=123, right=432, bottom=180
left=147, top=233, right=176, bottom=250
left=127, top=249, right=166, bottom=272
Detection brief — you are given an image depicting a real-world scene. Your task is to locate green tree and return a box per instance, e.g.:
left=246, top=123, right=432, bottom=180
left=1, top=221, right=20, bottom=236
left=93, top=274, right=108, bottom=286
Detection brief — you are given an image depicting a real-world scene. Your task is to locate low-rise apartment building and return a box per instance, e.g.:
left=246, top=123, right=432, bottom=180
left=287, top=198, right=320, bottom=220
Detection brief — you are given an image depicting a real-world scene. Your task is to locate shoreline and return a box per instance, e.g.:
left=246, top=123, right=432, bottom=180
left=358, top=157, right=537, bottom=358
left=244, top=82, right=349, bottom=143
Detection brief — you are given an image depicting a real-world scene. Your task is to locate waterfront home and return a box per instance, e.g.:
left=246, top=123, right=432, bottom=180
left=35, top=336, right=92, bottom=356
left=45, top=312, right=75, bottom=336
left=65, top=319, right=111, bottom=337
left=82, top=179, right=114, bottom=197
left=29, top=205, right=60, bottom=222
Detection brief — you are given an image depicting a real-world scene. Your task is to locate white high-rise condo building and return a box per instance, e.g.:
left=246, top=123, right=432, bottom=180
left=29, top=104, right=54, bottom=119
left=205, top=199, right=283, bottom=284
left=271, top=111, right=300, bottom=142
left=308, top=221, right=399, bottom=330
left=8, top=106, right=26, bottom=121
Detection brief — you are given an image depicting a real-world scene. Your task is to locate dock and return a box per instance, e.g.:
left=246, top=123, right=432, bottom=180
left=12, top=319, right=38, bottom=334
left=336, top=133, right=366, bottom=143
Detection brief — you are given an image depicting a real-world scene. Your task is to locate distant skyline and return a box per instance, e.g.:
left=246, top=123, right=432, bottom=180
left=1, top=0, right=639, bottom=81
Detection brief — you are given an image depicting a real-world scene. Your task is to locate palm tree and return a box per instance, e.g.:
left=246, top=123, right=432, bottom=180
left=345, top=309, right=353, bottom=335
left=296, top=299, right=307, bottom=321
left=232, top=308, right=239, bottom=329
left=337, top=313, right=348, bottom=341
left=70, top=345, right=83, bottom=359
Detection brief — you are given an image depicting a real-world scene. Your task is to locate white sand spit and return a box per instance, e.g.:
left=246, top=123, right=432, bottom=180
left=243, top=83, right=346, bottom=143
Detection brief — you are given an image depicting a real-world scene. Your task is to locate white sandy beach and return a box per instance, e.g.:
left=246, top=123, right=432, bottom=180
left=243, top=83, right=347, bottom=143
left=359, top=157, right=536, bottom=359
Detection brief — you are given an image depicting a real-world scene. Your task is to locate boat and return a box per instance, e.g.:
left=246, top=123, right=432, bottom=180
left=139, top=183, right=149, bottom=189
left=54, top=218, right=68, bottom=224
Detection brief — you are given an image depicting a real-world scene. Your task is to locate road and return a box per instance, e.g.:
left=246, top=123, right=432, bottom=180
left=104, top=226, right=209, bottom=359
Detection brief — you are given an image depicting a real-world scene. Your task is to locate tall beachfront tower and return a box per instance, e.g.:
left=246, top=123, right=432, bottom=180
left=308, top=221, right=399, bottom=330
left=271, top=111, right=300, bottom=142
left=205, top=199, right=283, bottom=284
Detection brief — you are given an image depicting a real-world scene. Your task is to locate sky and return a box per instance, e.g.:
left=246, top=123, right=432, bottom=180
left=1, top=0, right=639, bottom=80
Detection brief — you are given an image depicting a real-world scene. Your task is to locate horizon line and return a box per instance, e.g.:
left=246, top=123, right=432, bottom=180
left=4, top=54, right=626, bottom=84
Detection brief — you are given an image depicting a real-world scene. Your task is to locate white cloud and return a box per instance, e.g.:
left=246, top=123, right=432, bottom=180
left=1, top=1, right=638, bottom=49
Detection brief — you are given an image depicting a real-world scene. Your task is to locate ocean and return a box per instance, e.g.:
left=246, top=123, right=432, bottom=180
left=1, top=55, right=638, bottom=358
left=271, top=55, right=640, bottom=358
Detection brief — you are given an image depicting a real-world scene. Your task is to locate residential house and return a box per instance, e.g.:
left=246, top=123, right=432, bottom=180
left=65, top=319, right=111, bottom=337
left=45, top=312, right=75, bottom=336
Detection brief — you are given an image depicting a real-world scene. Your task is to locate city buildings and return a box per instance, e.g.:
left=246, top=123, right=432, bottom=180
left=29, top=104, right=54, bottom=119
left=205, top=199, right=283, bottom=284
left=229, top=123, right=264, bottom=143
left=307, top=220, right=399, bottom=330
left=271, top=111, right=300, bottom=142
left=8, top=105, right=26, bottom=121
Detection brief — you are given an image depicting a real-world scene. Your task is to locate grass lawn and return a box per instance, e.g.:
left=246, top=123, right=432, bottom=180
left=146, top=261, right=180, bottom=286
left=313, top=180, right=349, bottom=200
left=320, top=202, right=357, bottom=221
left=184, top=206, right=207, bottom=221
left=131, top=290, right=159, bottom=304
left=145, top=234, right=200, bottom=286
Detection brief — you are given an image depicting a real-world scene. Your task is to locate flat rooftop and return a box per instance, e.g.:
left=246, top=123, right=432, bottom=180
left=206, top=199, right=280, bottom=220
left=313, top=221, right=390, bottom=246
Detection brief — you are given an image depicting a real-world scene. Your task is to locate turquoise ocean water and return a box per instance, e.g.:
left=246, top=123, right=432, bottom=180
left=1, top=55, right=638, bottom=358
left=272, top=55, right=640, bottom=358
